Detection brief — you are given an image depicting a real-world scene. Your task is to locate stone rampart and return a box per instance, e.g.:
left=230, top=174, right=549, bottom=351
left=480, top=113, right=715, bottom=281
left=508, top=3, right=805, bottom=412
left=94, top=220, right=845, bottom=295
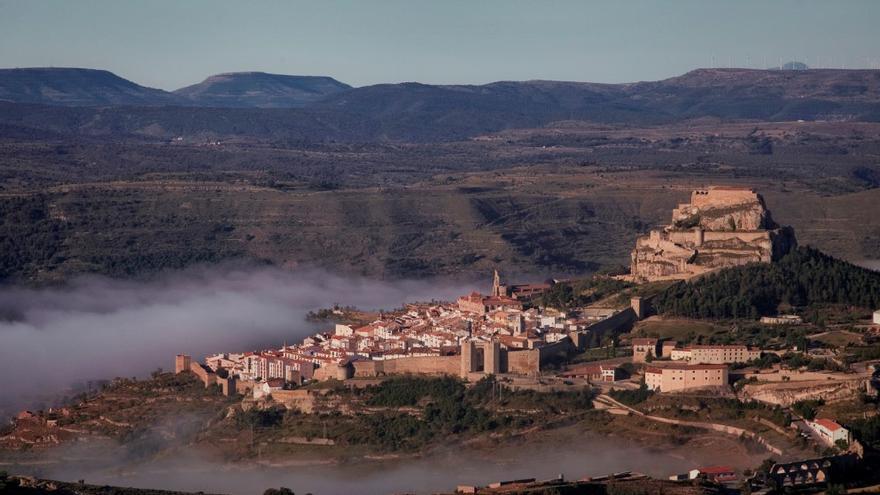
left=352, top=355, right=460, bottom=378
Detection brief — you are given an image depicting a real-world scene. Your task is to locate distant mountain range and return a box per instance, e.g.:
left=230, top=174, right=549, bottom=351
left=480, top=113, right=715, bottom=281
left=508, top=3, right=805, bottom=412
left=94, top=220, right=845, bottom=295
left=174, top=72, right=351, bottom=107
left=0, top=68, right=351, bottom=108
left=0, top=68, right=180, bottom=106
left=1, top=67, right=879, bottom=142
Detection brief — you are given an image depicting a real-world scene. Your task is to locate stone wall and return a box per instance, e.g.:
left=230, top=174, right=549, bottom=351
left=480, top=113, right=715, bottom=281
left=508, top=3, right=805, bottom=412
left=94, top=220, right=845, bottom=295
left=584, top=308, right=637, bottom=340
left=189, top=362, right=216, bottom=388
left=506, top=348, right=540, bottom=375
left=313, top=363, right=353, bottom=381
left=351, top=355, right=460, bottom=378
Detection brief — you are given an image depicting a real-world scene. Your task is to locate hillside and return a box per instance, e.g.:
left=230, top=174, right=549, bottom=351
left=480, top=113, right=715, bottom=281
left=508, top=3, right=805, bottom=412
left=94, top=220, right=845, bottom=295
left=174, top=72, right=351, bottom=108
left=2, top=119, right=880, bottom=283
left=0, top=68, right=181, bottom=106
left=654, top=247, right=880, bottom=319
left=1, top=68, right=879, bottom=142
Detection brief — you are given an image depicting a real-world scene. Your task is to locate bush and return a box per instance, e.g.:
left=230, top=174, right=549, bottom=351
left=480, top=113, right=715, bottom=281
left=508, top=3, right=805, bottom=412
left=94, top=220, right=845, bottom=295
left=609, top=383, right=653, bottom=406
left=791, top=399, right=824, bottom=420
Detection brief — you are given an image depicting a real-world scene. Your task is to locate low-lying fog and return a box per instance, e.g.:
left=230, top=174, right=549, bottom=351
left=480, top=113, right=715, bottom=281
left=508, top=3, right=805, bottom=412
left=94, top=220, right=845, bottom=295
left=0, top=265, right=765, bottom=494
left=0, top=265, right=473, bottom=415
left=39, top=435, right=708, bottom=495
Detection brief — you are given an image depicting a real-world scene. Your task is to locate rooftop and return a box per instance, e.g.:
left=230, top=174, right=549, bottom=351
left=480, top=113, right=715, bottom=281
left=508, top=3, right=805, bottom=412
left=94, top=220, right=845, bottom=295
left=814, top=418, right=845, bottom=432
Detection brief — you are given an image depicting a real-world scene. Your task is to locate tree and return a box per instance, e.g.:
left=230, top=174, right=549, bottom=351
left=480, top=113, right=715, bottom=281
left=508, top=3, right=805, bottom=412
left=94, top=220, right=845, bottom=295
left=264, top=488, right=295, bottom=495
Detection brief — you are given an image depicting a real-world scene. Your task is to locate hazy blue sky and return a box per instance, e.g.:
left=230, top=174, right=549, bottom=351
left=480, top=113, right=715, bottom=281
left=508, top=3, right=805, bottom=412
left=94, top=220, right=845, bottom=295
left=1, top=0, right=878, bottom=90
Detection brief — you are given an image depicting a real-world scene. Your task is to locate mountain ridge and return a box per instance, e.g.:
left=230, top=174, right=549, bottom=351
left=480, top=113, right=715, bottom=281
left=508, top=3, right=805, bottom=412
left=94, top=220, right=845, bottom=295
left=173, top=71, right=351, bottom=108
left=0, top=67, right=180, bottom=106
left=2, top=67, right=880, bottom=142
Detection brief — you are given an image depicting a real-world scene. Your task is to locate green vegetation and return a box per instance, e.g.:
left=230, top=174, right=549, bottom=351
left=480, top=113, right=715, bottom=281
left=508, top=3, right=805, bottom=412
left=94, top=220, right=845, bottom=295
left=365, top=376, right=464, bottom=407
left=534, top=276, right=632, bottom=311
left=791, top=399, right=825, bottom=420
left=247, top=376, right=596, bottom=452
left=655, top=247, right=880, bottom=319
left=609, top=384, right=653, bottom=406
left=849, top=415, right=880, bottom=449
left=843, top=345, right=880, bottom=364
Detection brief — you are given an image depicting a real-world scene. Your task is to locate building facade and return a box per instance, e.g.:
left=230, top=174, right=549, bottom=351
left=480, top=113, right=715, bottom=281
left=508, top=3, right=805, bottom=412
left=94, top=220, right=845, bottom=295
left=808, top=418, right=851, bottom=446
left=632, top=338, right=659, bottom=363
left=644, top=363, right=728, bottom=392
left=670, top=345, right=761, bottom=364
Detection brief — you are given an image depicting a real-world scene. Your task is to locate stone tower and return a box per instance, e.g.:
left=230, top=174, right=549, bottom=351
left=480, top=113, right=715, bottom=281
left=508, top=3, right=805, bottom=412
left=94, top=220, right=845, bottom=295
left=492, top=269, right=509, bottom=297
left=175, top=354, right=191, bottom=374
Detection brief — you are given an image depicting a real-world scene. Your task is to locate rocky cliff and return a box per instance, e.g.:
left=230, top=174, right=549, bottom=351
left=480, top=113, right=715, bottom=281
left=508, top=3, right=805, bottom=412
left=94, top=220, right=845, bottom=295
left=630, top=186, right=797, bottom=281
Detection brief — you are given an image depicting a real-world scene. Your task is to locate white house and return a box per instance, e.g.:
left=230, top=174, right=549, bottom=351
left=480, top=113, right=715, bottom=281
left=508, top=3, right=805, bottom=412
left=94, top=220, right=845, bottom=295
left=808, top=418, right=851, bottom=446
left=334, top=324, right=354, bottom=337
left=873, top=309, right=880, bottom=325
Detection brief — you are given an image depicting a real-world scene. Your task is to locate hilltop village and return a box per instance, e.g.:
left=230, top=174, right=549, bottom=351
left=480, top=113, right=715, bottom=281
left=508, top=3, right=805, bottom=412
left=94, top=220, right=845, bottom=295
left=178, top=270, right=640, bottom=393
left=5, top=186, right=880, bottom=493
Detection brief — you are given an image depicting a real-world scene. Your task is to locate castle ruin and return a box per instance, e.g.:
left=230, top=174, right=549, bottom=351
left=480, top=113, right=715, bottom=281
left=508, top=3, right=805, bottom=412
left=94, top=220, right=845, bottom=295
left=630, top=186, right=796, bottom=282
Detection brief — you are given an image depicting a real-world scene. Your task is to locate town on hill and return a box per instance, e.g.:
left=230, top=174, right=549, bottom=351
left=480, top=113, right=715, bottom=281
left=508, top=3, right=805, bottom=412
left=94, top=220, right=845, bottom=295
left=4, top=186, right=880, bottom=493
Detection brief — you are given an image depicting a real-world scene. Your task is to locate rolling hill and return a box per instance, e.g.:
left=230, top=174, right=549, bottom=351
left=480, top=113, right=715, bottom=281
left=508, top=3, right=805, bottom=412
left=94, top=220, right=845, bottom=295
left=174, top=71, right=351, bottom=107
left=1, top=68, right=880, bottom=142
left=0, top=67, right=181, bottom=106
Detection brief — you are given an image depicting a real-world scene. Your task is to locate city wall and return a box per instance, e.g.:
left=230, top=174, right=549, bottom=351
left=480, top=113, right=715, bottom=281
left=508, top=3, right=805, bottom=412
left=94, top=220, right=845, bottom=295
left=506, top=348, right=540, bottom=375
left=584, top=308, right=637, bottom=341
left=352, top=355, right=460, bottom=378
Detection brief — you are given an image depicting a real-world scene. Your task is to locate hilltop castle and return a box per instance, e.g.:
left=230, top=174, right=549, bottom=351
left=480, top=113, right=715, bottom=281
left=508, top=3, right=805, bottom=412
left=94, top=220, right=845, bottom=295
left=629, top=186, right=796, bottom=282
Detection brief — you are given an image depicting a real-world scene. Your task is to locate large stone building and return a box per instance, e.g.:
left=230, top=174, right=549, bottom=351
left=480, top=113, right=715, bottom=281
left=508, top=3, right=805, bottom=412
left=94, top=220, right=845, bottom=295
left=670, top=344, right=761, bottom=364
left=630, top=186, right=796, bottom=282
left=644, top=363, right=728, bottom=392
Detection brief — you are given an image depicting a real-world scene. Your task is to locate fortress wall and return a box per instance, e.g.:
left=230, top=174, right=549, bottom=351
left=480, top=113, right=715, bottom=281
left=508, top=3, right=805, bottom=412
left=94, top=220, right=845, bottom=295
left=584, top=308, right=637, bottom=342
left=314, top=364, right=352, bottom=381
left=507, top=349, right=540, bottom=375
left=377, top=355, right=460, bottom=376
left=666, top=230, right=696, bottom=244
left=538, top=338, right=574, bottom=362
left=353, top=360, right=383, bottom=377
left=702, top=231, right=771, bottom=242
left=690, top=188, right=759, bottom=208
left=189, top=362, right=217, bottom=388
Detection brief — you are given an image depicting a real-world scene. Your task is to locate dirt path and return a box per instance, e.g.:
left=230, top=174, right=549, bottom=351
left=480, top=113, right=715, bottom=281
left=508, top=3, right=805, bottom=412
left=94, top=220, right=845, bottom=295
left=595, top=394, right=785, bottom=456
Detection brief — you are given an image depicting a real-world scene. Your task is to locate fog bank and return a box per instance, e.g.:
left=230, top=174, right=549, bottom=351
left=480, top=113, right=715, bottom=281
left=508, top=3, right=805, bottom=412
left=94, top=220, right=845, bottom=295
left=38, top=434, right=727, bottom=495
left=0, top=265, right=474, bottom=415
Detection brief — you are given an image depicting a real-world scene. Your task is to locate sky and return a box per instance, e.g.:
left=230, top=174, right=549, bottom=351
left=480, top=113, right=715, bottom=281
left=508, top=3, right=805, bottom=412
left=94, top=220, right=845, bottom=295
left=0, top=0, right=878, bottom=90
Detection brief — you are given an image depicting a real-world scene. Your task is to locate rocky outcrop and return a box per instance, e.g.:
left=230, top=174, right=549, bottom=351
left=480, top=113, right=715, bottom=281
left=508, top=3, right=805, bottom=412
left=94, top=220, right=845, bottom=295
left=630, top=186, right=796, bottom=281
left=740, top=377, right=868, bottom=407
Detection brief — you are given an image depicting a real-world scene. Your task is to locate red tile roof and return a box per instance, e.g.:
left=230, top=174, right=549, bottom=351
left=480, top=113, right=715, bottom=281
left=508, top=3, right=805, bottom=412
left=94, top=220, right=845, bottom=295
left=814, top=418, right=844, bottom=432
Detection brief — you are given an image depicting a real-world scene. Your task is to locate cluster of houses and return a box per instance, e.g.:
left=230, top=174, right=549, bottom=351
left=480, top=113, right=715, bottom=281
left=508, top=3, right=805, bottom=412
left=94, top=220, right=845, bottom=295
left=196, top=272, right=622, bottom=388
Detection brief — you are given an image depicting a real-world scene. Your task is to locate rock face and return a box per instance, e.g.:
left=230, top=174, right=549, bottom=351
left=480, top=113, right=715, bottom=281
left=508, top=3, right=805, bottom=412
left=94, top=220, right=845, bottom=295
left=740, top=376, right=868, bottom=407
left=630, top=186, right=796, bottom=281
